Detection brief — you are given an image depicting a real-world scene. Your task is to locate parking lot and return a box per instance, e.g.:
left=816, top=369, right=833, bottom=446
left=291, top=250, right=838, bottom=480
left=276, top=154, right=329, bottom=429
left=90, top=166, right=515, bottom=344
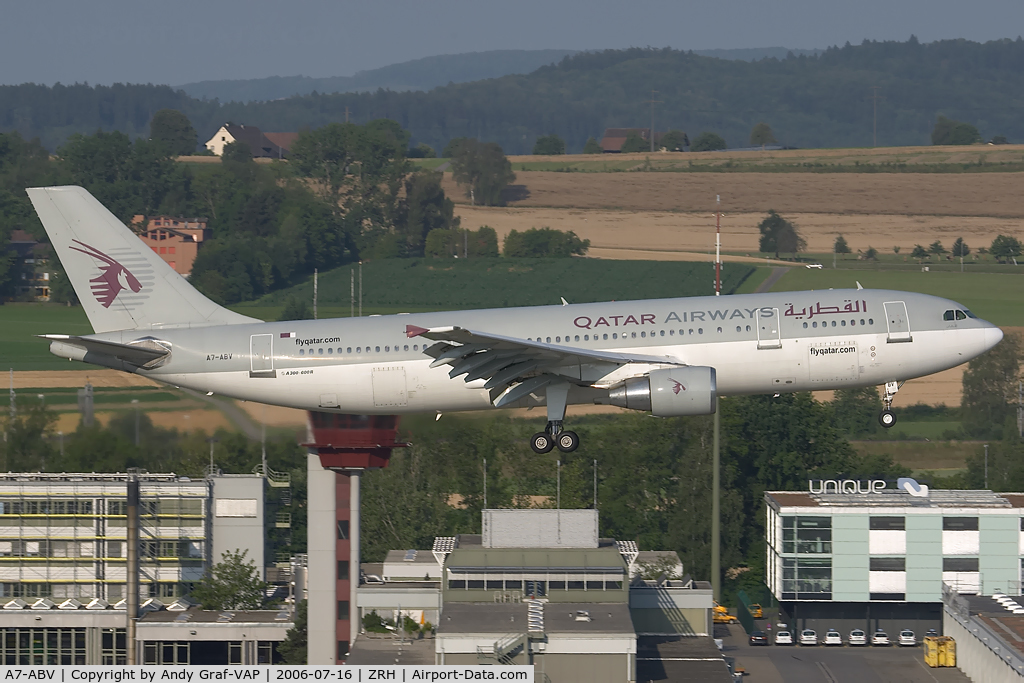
left=719, top=624, right=971, bottom=683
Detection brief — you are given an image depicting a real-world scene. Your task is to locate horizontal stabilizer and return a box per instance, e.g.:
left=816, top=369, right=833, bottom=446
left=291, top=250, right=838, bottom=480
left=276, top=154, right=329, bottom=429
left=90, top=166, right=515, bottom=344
left=40, top=335, right=170, bottom=369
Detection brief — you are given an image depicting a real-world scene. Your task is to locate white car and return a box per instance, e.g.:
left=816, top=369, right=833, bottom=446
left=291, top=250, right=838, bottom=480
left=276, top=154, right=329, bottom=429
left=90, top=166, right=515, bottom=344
left=872, top=630, right=890, bottom=646
left=899, top=630, right=916, bottom=647
left=824, top=630, right=843, bottom=646
left=775, top=630, right=793, bottom=646
left=849, top=629, right=867, bottom=646
left=800, top=629, right=818, bottom=646
left=805, top=263, right=823, bottom=269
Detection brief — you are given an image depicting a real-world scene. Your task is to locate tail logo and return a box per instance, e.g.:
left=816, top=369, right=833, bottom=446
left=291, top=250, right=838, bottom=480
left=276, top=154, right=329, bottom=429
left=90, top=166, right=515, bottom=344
left=69, top=240, right=142, bottom=308
left=669, top=378, right=686, bottom=394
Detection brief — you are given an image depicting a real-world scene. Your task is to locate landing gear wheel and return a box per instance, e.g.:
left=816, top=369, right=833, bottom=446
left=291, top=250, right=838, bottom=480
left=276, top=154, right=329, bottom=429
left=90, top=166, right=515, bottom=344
left=556, top=431, right=580, bottom=453
left=879, top=409, right=897, bottom=429
left=531, top=432, right=555, bottom=454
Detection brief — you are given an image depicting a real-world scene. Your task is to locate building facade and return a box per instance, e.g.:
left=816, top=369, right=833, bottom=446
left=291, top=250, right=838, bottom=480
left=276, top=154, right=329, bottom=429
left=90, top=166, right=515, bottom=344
left=131, top=216, right=209, bottom=276
left=765, top=486, right=1024, bottom=634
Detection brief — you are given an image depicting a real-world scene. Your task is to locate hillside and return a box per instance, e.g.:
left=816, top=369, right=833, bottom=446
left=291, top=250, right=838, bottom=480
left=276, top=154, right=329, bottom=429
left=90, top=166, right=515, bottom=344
left=3, top=38, right=1024, bottom=153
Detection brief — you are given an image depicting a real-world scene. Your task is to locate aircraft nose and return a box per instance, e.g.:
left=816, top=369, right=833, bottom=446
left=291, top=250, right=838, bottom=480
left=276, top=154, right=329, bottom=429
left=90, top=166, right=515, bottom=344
left=985, top=325, right=1004, bottom=350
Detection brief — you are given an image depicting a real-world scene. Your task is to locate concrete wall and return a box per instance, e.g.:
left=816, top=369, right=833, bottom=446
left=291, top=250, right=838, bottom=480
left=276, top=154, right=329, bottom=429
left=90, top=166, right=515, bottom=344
left=833, top=514, right=868, bottom=601
left=482, top=509, right=598, bottom=548
left=534, top=652, right=634, bottom=683
left=307, top=453, right=337, bottom=664
left=944, top=608, right=1024, bottom=683
left=211, top=475, right=265, bottom=578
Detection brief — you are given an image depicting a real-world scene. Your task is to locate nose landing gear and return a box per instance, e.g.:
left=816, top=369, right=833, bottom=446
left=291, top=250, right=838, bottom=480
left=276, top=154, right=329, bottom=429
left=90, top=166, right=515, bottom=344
left=529, top=380, right=580, bottom=453
left=878, top=380, right=902, bottom=428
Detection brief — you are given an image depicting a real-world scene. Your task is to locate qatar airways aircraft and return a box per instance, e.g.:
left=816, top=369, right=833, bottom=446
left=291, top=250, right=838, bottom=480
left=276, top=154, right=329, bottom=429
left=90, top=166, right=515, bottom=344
left=27, top=186, right=1002, bottom=453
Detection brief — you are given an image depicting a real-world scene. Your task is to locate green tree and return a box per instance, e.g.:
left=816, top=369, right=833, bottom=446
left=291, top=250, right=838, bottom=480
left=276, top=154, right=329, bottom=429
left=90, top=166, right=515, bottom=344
left=911, top=244, right=929, bottom=261
left=991, top=135, right=1009, bottom=145
left=425, top=226, right=499, bottom=258
left=582, top=137, right=603, bottom=154
left=407, top=143, right=436, bottom=158
left=831, top=387, right=881, bottom=437
left=834, top=234, right=851, bottom=255
left=757, top=210, right=805, bottom=258
left=619, top=131, right=649, bottom=153
left=221, top=140, right=253, bottom=164
left=962, top=332, right=1022, bottom=438
left=750, top=122, right=777, bottom=148
left=503, top=227, right=590, bottom=257
left=691, top=132, right=727, bottom=152
left=863, top=246, right=878, bottom=260
left=929, top=240, right=946, bottom=257
left=660, top=130, right=689, bottom=151
left=395, top=171, right=459, bottom=257
left=449, top=139, right=516, bottom=206
left=442, top=137, right=472, bottom=158
left=532, top=134, right=566, bottom=155
left=931, top=115, right=982, bottom=145
left=190, top=549, right=268, bottom=610
left=952, top=237, right=970, bottom=259
left=279, top=296, right=312, bottom=321
left=277, top=600, right=307, bottom=664
left=149, top=109, right=198, bottom=156
left=990, top=235, right=1023, bottom=263
left=48, top=256, right=78, bottom=305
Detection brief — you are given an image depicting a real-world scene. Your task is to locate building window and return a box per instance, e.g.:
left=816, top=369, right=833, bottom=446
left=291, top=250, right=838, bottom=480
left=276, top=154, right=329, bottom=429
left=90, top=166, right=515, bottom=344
left=870, top=593, right=906, bottom=601
left=257, top=641, right=274, bottom=665
left=228, top=641, right=243, bottom=665
left=567, top=581, right=585, bottom=590
left=337, top=521, right=349, bottom=540
left=467, top=580, right=484, bottom=589
left=504, top=580, right=522, bottom=591
left=781, top=557, right=832, bottom=600
left=943, top=558, right=979, bottom=572
left=448, top=580, right=466, bottom=589
left=869, top=558, right=906, bottom=571
left=337, top=641, right=349, bottom=661
left=943, top=517, right=978, bottom=531
left=337, top=600, right=349, bottom=620
left=549, top=581, right=566, bottom=590
left=782, top=516, right=831, bottom=554
left=870, top=517, right=905, bottom=530
left=338, top=560, right=349, bottom=580
left=101, top=629, right=127, bottom=665
left=486, top=580, right=503, bottom=590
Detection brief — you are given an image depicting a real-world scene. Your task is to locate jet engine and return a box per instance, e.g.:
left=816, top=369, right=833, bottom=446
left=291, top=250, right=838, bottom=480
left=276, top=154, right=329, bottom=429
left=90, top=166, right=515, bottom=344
left=607, top=367, right=717, bottom=417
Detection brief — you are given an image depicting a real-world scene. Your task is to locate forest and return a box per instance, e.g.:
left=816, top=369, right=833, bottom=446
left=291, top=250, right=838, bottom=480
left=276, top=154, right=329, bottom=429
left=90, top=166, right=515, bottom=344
left=1, top=38, right=1024, bottom=153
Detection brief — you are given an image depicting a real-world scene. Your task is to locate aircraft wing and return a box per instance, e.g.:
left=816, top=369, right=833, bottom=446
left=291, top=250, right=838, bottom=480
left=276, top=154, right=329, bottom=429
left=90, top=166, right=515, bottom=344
left=406, top=324, right=683, bottom=407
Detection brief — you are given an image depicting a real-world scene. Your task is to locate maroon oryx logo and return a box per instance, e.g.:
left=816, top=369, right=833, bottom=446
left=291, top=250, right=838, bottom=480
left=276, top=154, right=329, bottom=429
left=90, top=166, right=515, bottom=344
left=669, top=378, right=686, bottom=394
left=69, top=240, right=142, bottom=308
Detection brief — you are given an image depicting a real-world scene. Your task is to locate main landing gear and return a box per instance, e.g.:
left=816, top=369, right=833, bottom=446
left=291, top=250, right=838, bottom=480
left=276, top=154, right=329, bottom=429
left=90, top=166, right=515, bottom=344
left=530, top=380, right=580, bottom=453
left=879, top=380, right=901, bottom=429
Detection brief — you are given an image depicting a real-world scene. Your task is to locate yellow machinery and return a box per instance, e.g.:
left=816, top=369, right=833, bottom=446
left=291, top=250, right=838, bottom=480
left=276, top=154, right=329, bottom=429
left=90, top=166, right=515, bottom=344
left=924, top=636, right=956, bottom=668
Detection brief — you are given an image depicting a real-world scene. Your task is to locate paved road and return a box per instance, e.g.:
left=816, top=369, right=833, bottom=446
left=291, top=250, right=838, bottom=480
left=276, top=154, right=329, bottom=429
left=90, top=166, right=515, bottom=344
left=754, top=267, right=791, bottom=293
left=720, top=624, right=970, bottom=683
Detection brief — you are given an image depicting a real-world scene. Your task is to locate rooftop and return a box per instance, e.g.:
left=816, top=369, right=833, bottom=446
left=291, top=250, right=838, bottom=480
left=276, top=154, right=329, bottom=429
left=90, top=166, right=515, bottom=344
left=139, top=607, right=292, bottom=624
left=436, top=602, right=633, bottom=635
left=766, top=489, right=1021, bottom=509
left=446, top=546, right=626, bottom=573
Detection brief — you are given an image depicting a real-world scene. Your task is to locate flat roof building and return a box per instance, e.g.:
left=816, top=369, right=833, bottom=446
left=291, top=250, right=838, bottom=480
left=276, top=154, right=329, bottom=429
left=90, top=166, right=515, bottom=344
left=765, top=483, right=1024, bottom=635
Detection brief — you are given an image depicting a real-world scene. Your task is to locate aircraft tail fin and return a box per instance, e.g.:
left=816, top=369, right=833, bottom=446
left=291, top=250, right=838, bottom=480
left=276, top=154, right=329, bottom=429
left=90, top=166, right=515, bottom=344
left=27, top=186, right=260, bottom=333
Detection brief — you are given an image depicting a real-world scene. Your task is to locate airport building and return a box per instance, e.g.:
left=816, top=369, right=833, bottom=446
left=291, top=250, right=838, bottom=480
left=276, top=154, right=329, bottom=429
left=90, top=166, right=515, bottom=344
left=0, top=471, right=272, bottom=664
left=765, top=483, right=1024, bottom=635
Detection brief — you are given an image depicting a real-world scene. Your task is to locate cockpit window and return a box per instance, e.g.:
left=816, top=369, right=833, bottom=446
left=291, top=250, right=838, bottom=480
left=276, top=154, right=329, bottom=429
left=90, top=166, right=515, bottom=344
left=943, top=310, right=955, bottom=321
left=964, top=309, right=977, bottom=318
left=955, top=310, right=967, bottom=320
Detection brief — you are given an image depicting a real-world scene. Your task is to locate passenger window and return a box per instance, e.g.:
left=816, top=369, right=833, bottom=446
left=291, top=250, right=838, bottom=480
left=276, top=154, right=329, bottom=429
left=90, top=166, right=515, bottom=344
left=841, top=320, right=846, bottom=327
left=546, top=337, right=551, bottom=343
left=640, top=332, right=646, bottom=338
left=612, top=333, right=618, bottom=339
left=812, top=322, right=817, bottom=328
left=698, top=328, right=703, bottom=335
left=375, top=346, right=380, bottom=352
left=802, top=323, right=808, bottom=329
left=669, top=330, right=675, bottom=336
left=739, top=326, right=744, bottom=332
left=603, top=334, right=608, bottom=340
left=688, top=329, right=693, bottom=335
left=943, top=310, right=955, bottom=321
left=746, top=325, right=751, bottom=332
left=575, top=335, right=580, bottom=341
left=631, top=332, right=637, bottom=338
left=299, top=349, right=305, bottom=356
left=356, top=347, right=361, bottom=353
left=868, top=318, right=874, bottom=325
left=859, top=319, right=865, bottom=326
left=413, top=345, right=419, bottom=350
left=385, top=346, right=390, bottom=352
left=831, top=321, right=837, bottom=327
left=584, top=335, right=589, bottom=341
left=955, top=310, right=967, bottom=320
left=347, top=347, right=352, bottom=353
left=328, top=348, right=333, bottom=354
left=404, top=345, right=409, bottom=351
left=717, top=327, right=722, bottom=333
left=850, top=320, right=856, bottom=326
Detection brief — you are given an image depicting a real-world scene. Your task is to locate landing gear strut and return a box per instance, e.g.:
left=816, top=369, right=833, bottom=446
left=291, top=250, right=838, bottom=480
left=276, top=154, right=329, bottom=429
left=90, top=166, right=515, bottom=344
left=879, top=380, right=901, bottom=429
left=530, top=380, right=580, bottom=453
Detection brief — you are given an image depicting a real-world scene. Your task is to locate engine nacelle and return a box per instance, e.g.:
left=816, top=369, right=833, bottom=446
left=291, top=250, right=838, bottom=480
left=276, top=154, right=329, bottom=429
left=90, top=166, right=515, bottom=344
left=607, top=367, right=717, bottom=416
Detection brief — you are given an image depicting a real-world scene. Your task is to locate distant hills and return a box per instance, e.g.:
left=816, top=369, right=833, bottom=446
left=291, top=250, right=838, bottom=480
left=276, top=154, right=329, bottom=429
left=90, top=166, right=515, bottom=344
left=2, top=39, right=1022, bottom=153
left=176, top=47, right=822, bottom=103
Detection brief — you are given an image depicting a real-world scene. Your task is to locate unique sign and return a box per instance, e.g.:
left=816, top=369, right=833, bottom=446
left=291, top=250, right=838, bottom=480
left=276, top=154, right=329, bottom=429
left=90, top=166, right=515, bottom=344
left=808, top=476, right=929, bottom=497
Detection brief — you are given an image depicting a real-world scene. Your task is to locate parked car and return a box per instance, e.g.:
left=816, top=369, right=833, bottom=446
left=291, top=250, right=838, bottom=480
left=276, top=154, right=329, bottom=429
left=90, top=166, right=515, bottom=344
left=872, top=630, right=890, bottom=646
left=824, top=629, right=843, bottom=646
left=899, top=629, right=917, bottom=647
left=805, top=263, right=823, bottom=269
left=775, top=630, right=793, bottom=646
left=926, top=629, right=939, bottom=637
left=849, top=629, right=867, bottom=646
left=800, top=629, right=818, bottom=646
left=749, top=631, right=769, bottom=646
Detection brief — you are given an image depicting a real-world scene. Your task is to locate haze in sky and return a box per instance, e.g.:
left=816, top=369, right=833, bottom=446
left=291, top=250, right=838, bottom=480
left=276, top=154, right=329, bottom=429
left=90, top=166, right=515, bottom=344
left=5, top=0, right=1024, bottom=86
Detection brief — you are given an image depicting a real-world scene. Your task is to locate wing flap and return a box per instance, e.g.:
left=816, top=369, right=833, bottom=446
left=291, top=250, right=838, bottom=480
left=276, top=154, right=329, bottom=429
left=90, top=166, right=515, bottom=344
left=40, top=335, right=170, bottom=368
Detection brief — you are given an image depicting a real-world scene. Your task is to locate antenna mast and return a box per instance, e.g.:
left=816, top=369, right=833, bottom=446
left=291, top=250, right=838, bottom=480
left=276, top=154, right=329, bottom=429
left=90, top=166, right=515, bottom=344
left=715, top=195, right=722, bottom=296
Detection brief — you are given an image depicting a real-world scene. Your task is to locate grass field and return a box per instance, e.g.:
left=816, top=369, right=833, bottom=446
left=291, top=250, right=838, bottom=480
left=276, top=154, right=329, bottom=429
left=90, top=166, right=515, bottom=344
left=767, top=268, right=1024, bottom=326
left=247, top=258, right=756, bottom=311
left=0, top=304, right=92, bottom=371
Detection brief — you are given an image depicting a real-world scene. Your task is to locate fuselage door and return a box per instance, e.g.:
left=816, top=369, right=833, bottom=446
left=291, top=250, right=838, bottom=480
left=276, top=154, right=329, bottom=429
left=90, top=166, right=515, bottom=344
left=250, top=334, right=275, bottom=377
left=757, top=307, right=782, bottom=349
left=372, top=366, right=408, bottom=407
left=883, top=301, right=913, bottom=343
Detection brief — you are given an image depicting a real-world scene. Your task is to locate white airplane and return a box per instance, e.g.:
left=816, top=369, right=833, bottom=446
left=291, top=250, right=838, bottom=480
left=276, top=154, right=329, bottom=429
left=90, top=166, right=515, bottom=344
left=28, top=186, right=1002, bottom=453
